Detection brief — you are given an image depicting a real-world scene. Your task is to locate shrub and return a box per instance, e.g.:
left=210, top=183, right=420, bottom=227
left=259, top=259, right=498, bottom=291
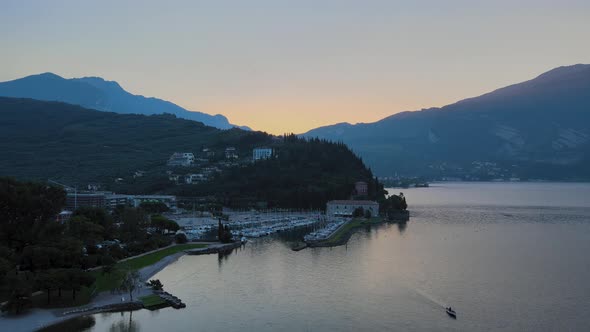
left=148, top=279, right=164, bottom=291
left=175, top=233, right=188, bottom=244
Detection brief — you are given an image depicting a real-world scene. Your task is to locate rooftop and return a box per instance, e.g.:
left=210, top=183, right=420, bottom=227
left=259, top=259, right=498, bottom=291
left=327, top=200, right=378, bottom=205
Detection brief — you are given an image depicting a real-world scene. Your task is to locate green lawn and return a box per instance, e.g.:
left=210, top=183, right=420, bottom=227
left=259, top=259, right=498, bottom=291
left=140, top=294, right=167, bottom=308
left=92, top=243, right=207, bottom=292
left=118, top=243, right=207, bottom=271
left=91, top=269, right=126, bottom=293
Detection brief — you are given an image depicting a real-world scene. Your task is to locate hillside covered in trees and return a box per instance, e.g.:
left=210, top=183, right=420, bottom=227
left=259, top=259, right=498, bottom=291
left=0, top=97, right=385, bottom=209
left=0, top=97, right=270, bottom=184
left=172, top=135, right=387, bottom=209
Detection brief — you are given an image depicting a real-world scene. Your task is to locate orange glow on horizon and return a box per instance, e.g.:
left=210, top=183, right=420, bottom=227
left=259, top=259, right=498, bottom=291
left=194, top=98, right=438, bottom=135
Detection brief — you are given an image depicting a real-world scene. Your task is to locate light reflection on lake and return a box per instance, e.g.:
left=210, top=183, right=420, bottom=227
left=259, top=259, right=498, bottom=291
left=78, top=182, right=590, bottom=331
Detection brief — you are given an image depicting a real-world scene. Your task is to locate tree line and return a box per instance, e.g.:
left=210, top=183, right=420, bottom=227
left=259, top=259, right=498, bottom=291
left=173, top=135, right=388, bottom=209
left=0, top=177, right=181, bottom=314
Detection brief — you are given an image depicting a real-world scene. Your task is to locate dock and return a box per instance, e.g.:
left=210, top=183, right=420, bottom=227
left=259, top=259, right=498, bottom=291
left=185, top=241, right=242, bottom=255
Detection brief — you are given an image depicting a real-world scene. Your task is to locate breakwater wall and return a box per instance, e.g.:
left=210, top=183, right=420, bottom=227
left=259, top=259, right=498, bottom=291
left=185, top=241, right=242, bottom=255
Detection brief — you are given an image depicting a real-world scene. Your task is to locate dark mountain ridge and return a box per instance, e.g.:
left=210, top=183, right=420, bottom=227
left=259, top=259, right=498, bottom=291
left=0, top=72, right=242, bottom=129
left=304, top=64, right=590, bottom=180
left=0, top=97, right=382, bottom=209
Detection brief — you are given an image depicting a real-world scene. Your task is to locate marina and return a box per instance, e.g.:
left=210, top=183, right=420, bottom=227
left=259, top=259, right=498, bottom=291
left=303, top=219, right=347, bottom=243
left=170, top=211, right=327, bottom=241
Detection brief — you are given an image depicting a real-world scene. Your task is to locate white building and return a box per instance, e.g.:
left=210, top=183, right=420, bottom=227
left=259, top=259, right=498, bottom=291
left=225, top=147, right=238, bottom=159
left=130, top=195, right=177, bottom=210
left=326, top=200, right=379, bottom=219
left=167, top=152, right=195, bottom=167
left=253, top=148, right=273, bottom=161
left=185, top=173, right=206, bottom=184
left=104, top=194, right=132, bottom=210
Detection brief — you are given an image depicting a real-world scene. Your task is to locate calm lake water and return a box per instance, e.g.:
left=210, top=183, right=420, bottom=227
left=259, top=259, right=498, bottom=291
left=80, top=182, right=590, bottom=331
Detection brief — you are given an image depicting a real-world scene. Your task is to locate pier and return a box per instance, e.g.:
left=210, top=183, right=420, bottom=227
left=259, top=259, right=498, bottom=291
left=185, top=241, right=242, bottom=255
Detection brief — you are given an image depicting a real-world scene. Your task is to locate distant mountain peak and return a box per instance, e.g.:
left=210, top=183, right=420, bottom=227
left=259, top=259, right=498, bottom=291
left=303, top=64, right=590, bottom=178
left=535, top=64, right=590, bottom=81
left=31, top=72, right=64, bottom=80
left=0, top=73, right=246, bottom=130
left=74, top=76, right=125, bottom=92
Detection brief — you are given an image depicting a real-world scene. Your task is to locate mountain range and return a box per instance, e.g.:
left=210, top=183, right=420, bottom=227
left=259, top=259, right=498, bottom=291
left=1, top=65, right=589, bottom=181
left=304, top=64, right=590, bottom=180
left=0, top=72, right=245, bottom=130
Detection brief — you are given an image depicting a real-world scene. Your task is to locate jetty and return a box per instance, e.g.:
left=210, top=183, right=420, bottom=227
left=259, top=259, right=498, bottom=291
left=291, top=242, right=308, bottom=251
left=156, top=291, right=186, bottom=309
left=185, top=241, right=242, bottom=255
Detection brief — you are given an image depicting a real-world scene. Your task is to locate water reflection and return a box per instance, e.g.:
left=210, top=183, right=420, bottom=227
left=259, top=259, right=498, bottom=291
left=108, top=311, right=139, bottom=332
left=397, top=220, right=408, bottom=234
left=217, top=247, right=234, bottom=267
left=37, top=315, right=96, bottom=332
left=70, top=183, right=590, bottom=332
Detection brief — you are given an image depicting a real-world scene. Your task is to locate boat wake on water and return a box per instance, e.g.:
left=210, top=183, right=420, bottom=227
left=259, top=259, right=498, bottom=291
left=412, top=287, right=446, bottom=308
left=411, top=287, right=458, bottom=318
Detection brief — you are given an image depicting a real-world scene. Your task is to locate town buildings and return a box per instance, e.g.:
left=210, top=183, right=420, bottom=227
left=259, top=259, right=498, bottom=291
left=65, top=192, right=106, bottom=211
left=252, top=147, right=273, bottom=161
left=167, top=152, right=195, bottom=167
left=185, top=173, right=206, bottom=184
left=202, top=148, right=215, bottom=158
left=225, top=147, right=238, bottom=159
left=66, top=192, right=177, bottom=211
left=325, top=200, right=379, bottom=219
left=130, top=195, right=177, bottom=210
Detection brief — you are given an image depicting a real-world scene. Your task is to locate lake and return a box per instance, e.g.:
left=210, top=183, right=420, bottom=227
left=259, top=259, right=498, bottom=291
left=78, top=182, right=590, bottom=331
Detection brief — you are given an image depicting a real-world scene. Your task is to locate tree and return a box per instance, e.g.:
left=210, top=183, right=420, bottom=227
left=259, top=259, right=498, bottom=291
left=73, top=207, right=115, bottom=240
left=217, top=218, right=223, bottom=241
left=217, top=222, right=233, bottom=243
left=67, top=216, right=105, bottom=245
left=65, top=268, right=95, bottom=301
left=399, top=193, right=408, bottom=210
left=118, top=207, right=148, bottom=243
left=380, top=192, right=408, bottom=219
left=36, top=270, right=59, bottom=304
left=0, top=178, right=66, bottom=252
left=148, top=279, right=163, bottom=291
left=2, top=274, right=32, bottom=314
left=0, top=257, right=13, bottom=280
left=364, top=209, right=372, bottom=219
left=175, top=233, right=188, bottom=244
left=119, top=270, right=141, bottom=301
left=150, top=215, right=179, bottom=234
left=353, top=207, right=364, bottom=218
left=101, top=255, right=116, bottom=275
left=19, top=246, right=64, bottom=272
left=140, top=201, right=170, bottom=214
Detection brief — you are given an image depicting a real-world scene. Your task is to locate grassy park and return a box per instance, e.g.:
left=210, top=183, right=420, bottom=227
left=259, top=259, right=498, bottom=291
left=92, top=243, right=207, bottom=293
left=140, top=294, right=168, bottom=309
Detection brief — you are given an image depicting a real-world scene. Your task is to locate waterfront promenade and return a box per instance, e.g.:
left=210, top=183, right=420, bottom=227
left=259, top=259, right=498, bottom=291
left=0, top=242, right=231, bottom=332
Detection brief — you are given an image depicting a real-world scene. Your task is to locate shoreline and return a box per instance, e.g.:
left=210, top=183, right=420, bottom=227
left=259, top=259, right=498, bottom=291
left=0, top=242, right=238, bottom=332
left=307, top=212, right=409, bottom=248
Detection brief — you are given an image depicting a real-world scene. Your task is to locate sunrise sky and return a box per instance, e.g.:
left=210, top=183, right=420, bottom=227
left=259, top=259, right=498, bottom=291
left=1, top=0, right=589, bottom=134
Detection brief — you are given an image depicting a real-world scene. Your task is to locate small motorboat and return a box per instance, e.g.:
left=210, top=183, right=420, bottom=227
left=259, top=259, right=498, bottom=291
left=446, top=307, right=457, bottom=319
